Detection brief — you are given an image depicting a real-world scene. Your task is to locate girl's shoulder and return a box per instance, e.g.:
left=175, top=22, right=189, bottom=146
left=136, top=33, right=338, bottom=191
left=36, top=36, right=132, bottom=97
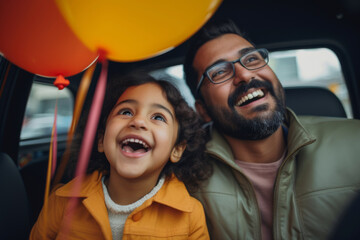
left=54, top=171, right=104, bottom=198
left=153, top=175, right=202, bottom=212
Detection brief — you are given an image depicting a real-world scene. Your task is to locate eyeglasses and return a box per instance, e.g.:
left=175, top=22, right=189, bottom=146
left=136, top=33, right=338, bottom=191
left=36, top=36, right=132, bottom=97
left=195, top=48, right=269, bottom=95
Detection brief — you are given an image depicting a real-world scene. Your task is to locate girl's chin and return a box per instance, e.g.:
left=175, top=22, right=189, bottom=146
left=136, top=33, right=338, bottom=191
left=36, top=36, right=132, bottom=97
left=120, top=148, right=150, bottom=158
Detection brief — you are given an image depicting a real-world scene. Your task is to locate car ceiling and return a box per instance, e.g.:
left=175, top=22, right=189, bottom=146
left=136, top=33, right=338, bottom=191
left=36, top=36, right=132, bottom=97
left=13, top=0, right=360, bottom=116
left=104, top=0, right=360, bottom=117
left=105, top=0, right=360, bottom=69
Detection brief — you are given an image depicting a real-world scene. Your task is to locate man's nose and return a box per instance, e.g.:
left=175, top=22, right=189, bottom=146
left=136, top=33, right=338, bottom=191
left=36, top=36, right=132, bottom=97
left=232, top=62, right=256, bottom=85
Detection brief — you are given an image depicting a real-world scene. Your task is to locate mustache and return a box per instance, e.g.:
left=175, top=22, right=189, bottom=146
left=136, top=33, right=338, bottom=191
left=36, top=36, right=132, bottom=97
left=228, top=79, right=275, bottom=106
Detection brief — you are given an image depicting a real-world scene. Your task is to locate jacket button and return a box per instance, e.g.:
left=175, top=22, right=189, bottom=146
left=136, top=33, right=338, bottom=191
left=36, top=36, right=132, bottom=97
left=132, top=212, right=142, bottom=221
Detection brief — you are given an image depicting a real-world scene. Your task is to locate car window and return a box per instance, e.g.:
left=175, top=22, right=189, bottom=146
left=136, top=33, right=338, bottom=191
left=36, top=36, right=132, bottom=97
left=18, top=81, right=73, bottom=167
left=150, top=47, right=352, bottom=118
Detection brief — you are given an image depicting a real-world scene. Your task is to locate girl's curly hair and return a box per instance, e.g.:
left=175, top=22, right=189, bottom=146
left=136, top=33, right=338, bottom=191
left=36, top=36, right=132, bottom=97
left=68, top=71, right=211, bottom=192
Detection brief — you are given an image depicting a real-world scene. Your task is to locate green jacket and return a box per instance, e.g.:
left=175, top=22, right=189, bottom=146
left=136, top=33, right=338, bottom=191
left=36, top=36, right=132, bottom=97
left=192, top=109, right=360, bottom=240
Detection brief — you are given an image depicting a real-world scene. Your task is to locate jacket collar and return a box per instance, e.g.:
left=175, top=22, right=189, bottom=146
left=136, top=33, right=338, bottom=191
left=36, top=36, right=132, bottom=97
left=56, top=171, right=193, bottom=213
left=56, top=170, right=103, bottom=198
left=55, top=171, right=112, bottom=240
left=285, top=108, right=316, bottom=158
left=152, top=175, right=193, bottom=212
left=205, top=108, right=316, bottom=166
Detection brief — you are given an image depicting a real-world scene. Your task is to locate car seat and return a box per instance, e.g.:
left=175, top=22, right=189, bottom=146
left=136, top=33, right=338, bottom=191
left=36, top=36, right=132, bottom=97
left=0, top=152, right=31, bottom=240
left=284, top=86, right=347, bottom=118
left=20, top=158, right=47, bottom=228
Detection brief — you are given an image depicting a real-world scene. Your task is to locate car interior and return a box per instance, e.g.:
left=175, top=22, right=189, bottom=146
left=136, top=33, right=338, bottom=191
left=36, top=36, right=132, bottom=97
left=0, top=0, right=359, bottom=239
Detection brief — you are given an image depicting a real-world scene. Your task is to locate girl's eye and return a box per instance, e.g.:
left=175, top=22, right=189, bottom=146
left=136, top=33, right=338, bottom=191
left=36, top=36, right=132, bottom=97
left=118, top=109, right=133, bottom=116
left=152, top=114, right=166, bottom=122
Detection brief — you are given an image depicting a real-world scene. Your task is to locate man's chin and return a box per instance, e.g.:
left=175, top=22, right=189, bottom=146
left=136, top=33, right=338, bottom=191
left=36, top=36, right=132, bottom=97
left=235, top=104, right=272, bottom=119
left=219, top=107, right=285, bottom=140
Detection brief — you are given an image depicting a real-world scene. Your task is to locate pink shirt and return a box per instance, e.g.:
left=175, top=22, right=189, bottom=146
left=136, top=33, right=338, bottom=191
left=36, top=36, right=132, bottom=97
left=235, top=152, right=285, bottom=240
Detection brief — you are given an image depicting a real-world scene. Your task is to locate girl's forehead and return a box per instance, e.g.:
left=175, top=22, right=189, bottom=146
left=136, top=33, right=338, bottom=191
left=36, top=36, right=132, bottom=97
left=117, top=83, right=162, bottom=100
left=115, top=83, right=174, bottom=112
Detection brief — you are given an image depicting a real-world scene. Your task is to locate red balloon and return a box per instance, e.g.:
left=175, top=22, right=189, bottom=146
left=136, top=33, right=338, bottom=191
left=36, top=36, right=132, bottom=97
left=0, top=0, right=97, bottom=77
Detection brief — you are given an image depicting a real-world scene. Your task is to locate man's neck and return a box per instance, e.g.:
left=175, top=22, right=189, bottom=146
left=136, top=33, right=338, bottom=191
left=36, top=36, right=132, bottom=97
left=223, top=126, right=286, bottom=164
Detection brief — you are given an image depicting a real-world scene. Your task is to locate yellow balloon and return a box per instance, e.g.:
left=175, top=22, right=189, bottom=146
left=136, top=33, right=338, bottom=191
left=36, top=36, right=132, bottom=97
left=55, top=0, right=223, bottom=62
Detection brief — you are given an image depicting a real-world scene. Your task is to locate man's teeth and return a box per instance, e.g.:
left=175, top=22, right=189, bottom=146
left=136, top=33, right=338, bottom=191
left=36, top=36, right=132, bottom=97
left=121, top=138, right=149, bottom=149
left=236, top=89, right=264, bottom=106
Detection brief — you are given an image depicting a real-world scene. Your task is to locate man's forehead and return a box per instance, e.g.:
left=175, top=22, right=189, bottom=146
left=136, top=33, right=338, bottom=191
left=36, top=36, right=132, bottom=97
left=193, top=33, right=253, bottom=74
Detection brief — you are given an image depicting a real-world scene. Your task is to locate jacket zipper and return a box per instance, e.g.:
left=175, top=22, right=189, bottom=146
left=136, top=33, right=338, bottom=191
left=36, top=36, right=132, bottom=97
left=209, top=152, right=263, bottom=240
left=272, top=139, right=315, bottom=240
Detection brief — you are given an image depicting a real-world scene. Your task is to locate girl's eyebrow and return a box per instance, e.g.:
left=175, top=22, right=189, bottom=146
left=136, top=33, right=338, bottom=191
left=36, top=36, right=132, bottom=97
left=116, top=99, right=175, bottom=121
left=152, top=103, right=175, bottom=121
left=114, top=99, right=136, bottom=110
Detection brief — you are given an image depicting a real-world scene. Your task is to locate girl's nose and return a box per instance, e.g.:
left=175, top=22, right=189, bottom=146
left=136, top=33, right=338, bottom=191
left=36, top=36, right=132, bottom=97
left=129, top=115, right=147, bottom=130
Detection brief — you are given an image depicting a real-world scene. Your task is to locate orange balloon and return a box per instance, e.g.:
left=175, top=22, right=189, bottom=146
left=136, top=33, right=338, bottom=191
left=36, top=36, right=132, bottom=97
left=55, top=0, right=223, bottom=62
left=0, top=0, right=98, bottom=77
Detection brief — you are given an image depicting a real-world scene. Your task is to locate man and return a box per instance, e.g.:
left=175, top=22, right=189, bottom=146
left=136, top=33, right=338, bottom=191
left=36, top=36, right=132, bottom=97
left=183, top=19, right=360, bottom=240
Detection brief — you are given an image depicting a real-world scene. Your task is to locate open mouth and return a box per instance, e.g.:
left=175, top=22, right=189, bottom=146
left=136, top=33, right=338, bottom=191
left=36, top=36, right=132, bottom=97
left=121, top=138, right=150, bottom=154
left=235, top=89, right=265, bottom=107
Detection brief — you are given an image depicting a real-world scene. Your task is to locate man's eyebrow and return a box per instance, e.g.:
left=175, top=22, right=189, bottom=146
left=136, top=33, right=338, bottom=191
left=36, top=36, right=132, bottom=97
left=238, top=47, right=256, bottom=56
left=206, top=47, right=256, bottom=70
left=151, top=103, right=175, bottom=121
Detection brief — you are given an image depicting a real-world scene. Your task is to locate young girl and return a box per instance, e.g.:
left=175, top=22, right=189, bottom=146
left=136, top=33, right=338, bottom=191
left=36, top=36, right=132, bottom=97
left=30, top=72, right=212, bottom=240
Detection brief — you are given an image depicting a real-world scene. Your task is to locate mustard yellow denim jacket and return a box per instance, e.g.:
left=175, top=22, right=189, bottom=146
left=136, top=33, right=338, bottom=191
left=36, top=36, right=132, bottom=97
left=30, top=171, right=209, bottom=240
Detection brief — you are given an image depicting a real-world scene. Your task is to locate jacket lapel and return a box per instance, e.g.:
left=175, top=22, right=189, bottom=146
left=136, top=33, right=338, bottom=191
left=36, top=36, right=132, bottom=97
left=56, top=171, right=113, bottom=240
left=83, top=190, right=113, bottom=240
left=132, top=176, right=193, bottom=214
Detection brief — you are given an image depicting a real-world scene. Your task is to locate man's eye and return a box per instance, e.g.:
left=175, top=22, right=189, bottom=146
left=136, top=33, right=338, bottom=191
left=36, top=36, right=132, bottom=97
left=211, top=69, right=226, bottom=78
left=243, top=53, right=261, bottom=64
left=208, top=63, right=232, bottom=81
left=210, top=65, right=230, bottom=78
left=118, top=109, right=133, bottom=116
left=152, top=114, right=166, bottom=122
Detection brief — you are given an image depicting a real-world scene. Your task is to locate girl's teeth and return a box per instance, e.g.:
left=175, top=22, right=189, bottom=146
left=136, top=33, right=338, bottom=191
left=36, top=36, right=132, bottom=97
left=121, top=138, right=148, bottom=148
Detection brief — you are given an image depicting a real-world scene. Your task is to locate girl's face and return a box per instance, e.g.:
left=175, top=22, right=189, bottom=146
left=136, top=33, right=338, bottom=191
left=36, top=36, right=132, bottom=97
left=98, top=83, right=185, bottom=185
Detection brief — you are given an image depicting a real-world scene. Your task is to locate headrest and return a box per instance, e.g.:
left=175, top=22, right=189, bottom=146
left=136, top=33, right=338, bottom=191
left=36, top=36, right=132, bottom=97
left=284, top=86, right=347, bottom=118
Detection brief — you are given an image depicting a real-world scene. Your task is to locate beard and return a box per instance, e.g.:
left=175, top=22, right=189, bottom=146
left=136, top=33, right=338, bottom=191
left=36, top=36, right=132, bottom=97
left=204, top=79, right=286, bottom=140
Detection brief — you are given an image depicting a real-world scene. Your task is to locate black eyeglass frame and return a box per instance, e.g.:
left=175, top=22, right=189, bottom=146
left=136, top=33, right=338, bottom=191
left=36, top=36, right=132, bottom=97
left=195, top=48, right=269, bottom=96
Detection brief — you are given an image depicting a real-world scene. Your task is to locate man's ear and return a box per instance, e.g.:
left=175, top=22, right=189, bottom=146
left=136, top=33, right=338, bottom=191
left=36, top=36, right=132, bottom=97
left=195, top=99, right=212, bottom=122
left=170, top=142, right=187, bottom=163
left=97, top=134, right=104, bottom=153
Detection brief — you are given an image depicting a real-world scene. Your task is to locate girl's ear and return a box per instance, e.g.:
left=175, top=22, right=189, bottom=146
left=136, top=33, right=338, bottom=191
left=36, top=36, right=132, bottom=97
left=195, top=100, right=212, bottom=122
left=170, top=142, right=187, bottom=163
left=97, top=134, right=104, bottom=153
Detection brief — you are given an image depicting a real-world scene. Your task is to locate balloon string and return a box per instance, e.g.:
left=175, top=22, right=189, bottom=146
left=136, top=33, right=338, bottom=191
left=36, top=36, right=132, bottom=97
left=61, top=59, right=108, bottom=236
left=43, top=95, right=58, bottom=238
left=0, top=62, right=11, bottom=98
left=52, top=101, right=58, bottom=177
left=73, top=58, right=107, bottom=187
left=71, top=63, right=96, bottom=133
left=52, top=63, right=96, bottom=188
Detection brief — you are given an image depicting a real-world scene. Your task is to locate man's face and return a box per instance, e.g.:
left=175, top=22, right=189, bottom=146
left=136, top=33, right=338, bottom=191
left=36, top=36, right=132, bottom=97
left=193, top=33, right=286, bottom=140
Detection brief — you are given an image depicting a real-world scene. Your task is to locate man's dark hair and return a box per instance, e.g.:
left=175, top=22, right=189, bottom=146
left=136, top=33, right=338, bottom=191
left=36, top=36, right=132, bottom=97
left=183, top=19, right=253, bottom=98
